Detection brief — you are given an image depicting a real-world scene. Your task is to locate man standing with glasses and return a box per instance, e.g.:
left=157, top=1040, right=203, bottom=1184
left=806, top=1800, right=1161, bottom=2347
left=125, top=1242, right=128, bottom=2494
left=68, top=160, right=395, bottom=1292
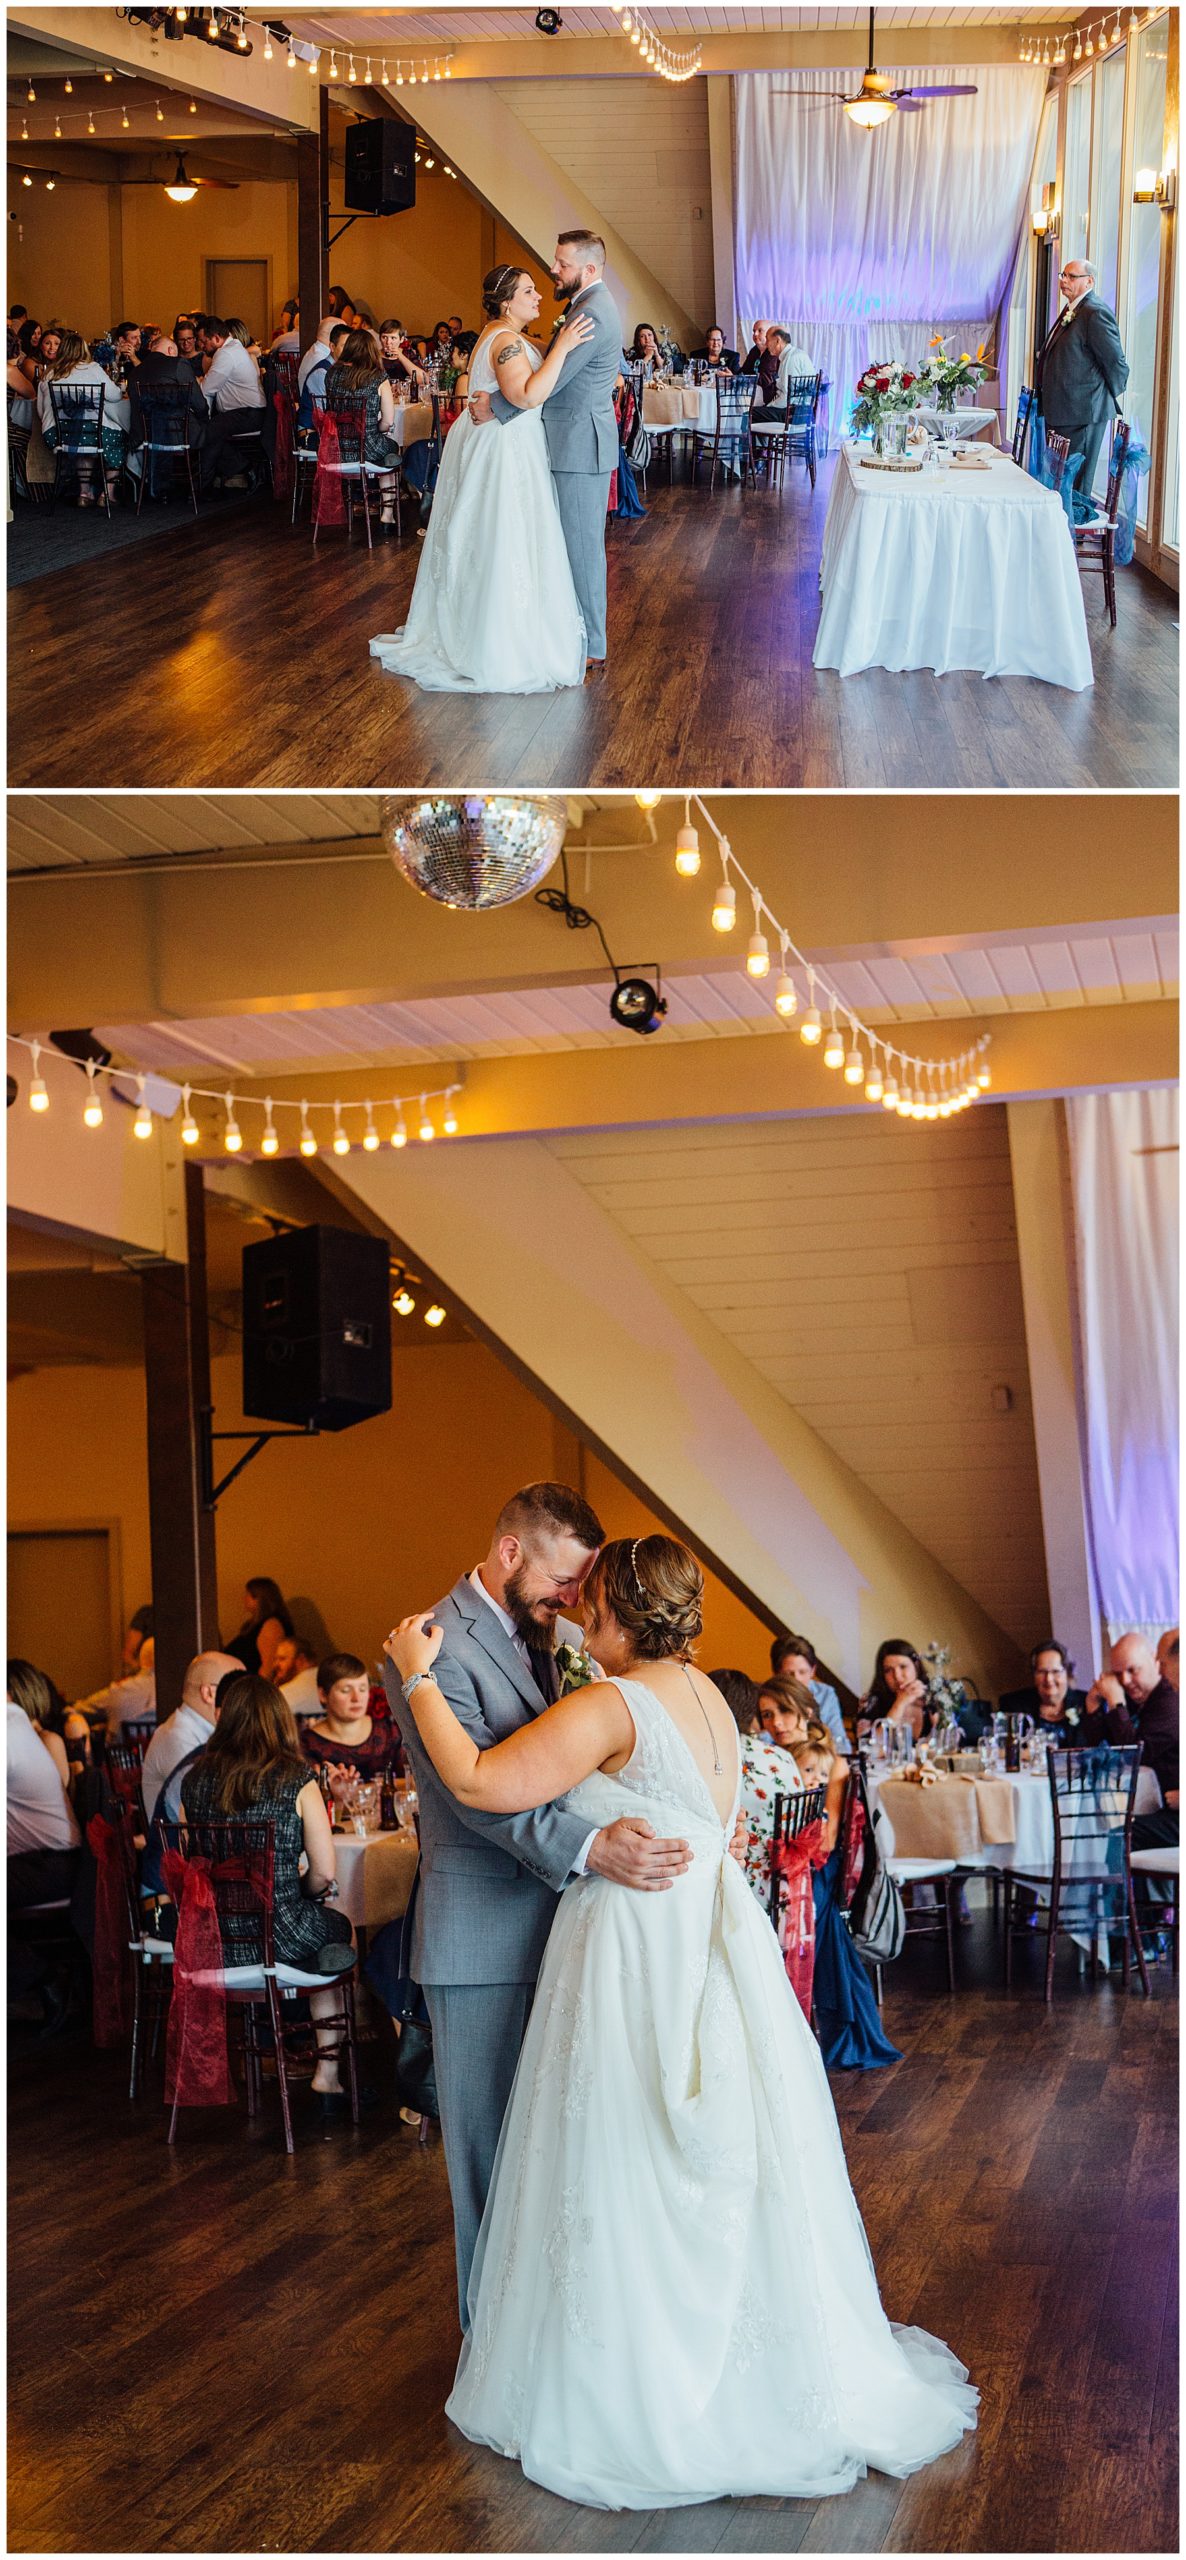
left=1035, top=257, right=1129, bottom=520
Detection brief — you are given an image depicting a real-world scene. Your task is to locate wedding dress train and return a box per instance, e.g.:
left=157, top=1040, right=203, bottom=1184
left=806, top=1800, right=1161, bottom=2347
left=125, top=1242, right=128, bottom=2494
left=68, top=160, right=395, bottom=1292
left=447, top=1677, right=977, bottom=2510
left=369, top=337, right=586, bottom=693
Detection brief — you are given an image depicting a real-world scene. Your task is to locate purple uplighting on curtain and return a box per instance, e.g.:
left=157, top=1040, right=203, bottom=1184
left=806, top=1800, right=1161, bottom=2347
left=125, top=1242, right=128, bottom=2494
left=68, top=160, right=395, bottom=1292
left=732, top=66, right=1047, bottom=425
left=1067, top=1088, right=1179, bottom=1639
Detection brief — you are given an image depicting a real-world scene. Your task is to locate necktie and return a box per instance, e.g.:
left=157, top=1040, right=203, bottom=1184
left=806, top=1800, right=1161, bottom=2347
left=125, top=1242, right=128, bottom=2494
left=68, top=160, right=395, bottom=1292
left=527, top=1643, right=560, bottom=1707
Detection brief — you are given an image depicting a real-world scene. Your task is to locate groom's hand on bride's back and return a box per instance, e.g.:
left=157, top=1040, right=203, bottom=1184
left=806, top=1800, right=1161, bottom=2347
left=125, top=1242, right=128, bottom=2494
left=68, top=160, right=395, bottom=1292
left=586, top=1816, right=692, bottom=1892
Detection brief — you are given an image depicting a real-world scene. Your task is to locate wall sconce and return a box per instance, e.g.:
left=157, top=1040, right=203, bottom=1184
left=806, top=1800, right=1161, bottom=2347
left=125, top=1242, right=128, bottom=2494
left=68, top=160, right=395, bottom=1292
left=1033, top=185, right=1061, bottom=240
left=1133, top=167, right=1176, bottom=207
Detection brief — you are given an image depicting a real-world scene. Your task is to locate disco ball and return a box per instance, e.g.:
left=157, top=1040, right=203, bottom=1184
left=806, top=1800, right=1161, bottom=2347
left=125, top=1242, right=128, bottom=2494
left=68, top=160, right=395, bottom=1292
left=381, top=795, right=566, bottom=909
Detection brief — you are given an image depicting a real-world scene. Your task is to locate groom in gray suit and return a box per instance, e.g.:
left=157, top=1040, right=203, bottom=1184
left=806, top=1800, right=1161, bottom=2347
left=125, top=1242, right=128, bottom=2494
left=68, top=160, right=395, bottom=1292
left=384, top=1481, right=692, bottom=2323
left=471, top=231, right=622, bottom=672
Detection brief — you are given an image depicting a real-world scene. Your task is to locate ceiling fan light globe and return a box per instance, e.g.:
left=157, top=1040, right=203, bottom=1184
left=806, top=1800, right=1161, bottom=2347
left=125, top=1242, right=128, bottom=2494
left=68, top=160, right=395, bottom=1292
left=845, top=93, right=895, bottom=126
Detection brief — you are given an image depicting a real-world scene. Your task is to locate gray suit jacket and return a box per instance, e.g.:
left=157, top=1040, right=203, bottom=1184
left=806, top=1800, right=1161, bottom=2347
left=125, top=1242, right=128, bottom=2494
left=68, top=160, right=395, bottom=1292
left=1036, top=291, right=1129, bottom=426
left=488, top=278, right=621, bottom=474
left=383, top=1576, right=592, bottom=1988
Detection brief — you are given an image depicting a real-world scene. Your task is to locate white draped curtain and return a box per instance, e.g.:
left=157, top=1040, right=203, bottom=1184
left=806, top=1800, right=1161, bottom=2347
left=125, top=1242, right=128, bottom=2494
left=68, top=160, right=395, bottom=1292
left=732, top=66, right=1047, bottom=422
left=1066, top=1088, right=1179, bottom=1639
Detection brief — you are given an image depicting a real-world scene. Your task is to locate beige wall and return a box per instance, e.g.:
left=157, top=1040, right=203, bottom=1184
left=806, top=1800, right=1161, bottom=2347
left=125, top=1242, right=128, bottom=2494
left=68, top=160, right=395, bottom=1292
left=7, top=1337, right=770, bottom=1703
left=120, top=179, right=299, bottom=335
left=9, top=180, right=115, bottom=340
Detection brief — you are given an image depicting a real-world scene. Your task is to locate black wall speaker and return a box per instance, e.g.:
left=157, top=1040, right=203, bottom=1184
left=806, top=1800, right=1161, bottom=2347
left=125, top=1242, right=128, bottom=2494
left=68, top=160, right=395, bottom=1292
left=242, top=1226, right=393, bottom=1433
left=344, top=116, right=417, bottom=216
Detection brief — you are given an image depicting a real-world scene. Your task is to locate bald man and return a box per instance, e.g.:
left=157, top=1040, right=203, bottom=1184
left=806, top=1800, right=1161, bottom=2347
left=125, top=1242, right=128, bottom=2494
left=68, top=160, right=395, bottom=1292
left=141, top=1649, right=241, bottom=1824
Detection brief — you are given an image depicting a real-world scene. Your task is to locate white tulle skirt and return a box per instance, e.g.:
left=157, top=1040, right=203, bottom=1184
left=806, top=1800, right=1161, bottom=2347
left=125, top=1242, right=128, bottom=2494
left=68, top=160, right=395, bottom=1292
left=447, top=1784, right=977, bottom=2510
left=370, top=406, right=585, bottom=694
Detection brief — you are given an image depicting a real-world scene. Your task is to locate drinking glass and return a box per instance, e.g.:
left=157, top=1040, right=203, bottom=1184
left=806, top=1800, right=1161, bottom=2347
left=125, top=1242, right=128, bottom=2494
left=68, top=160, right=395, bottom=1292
left=354, top=1781, right=379, bottom=1837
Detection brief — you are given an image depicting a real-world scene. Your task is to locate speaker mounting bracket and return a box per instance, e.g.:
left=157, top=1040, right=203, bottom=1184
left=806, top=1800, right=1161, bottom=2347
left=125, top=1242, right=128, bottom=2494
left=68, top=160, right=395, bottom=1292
left=199, top=1410, right=321, bottom=1511
left=325, top=212, right=391, bottom=250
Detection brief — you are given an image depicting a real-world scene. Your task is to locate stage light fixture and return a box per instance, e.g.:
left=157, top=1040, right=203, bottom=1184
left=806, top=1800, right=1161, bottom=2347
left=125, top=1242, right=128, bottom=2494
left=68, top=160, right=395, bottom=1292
left=535, top=6, right=563, bottom=28
left=393, top=1283, right=416, bottom=1317
left=425, top=1304, right=447, bottom=1328
left=609, top=976, right=667, bottom=1036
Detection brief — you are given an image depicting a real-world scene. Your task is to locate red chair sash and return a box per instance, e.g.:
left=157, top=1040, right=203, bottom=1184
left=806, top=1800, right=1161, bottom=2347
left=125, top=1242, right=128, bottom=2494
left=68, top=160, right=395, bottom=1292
left=771, top=1818, right=830, bottom=2019
left=86, top=1814, right=131, bottom=2048
left=162, top=1848, right=232, bottom=2108
left=271, top=388, right=294, bottom=499
left=312, top=410, right=349, bottom=528
left=840, top=1796, right=867, bottom=1908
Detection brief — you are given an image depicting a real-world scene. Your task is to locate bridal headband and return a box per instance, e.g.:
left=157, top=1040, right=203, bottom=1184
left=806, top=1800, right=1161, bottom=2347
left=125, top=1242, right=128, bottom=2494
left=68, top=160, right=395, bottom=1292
left=630, top=1538, right=648, bottom=1602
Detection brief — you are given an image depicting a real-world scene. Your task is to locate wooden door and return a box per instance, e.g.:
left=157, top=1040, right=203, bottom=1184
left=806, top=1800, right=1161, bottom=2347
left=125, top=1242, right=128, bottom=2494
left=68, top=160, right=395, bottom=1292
left=7, top=1527, right=119, bottom=1701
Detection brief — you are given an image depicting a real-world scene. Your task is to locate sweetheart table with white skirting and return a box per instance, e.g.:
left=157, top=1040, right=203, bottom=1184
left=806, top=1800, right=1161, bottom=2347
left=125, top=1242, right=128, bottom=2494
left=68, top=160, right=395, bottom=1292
left=813, top=439, right=1094, bottom=689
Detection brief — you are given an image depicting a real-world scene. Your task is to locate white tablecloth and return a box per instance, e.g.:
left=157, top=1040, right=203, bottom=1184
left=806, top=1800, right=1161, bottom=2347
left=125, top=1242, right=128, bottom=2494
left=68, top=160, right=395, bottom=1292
left=914, top=407, right=1000, bottom=444
left=330, top=1826, right=418, bottom=1930
left=814, top=440, right=1093, bottom=689
left=868, top=1764, right=1160, bottom=1873
left=387, top=398, right=432, bottom=451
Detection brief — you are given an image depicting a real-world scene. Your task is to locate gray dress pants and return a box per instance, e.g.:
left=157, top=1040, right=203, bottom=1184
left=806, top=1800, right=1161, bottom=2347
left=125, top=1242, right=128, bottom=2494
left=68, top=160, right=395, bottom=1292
left=424, top=1980, right=533, bottom=2327
left=553, top=469, right=613, bottom=660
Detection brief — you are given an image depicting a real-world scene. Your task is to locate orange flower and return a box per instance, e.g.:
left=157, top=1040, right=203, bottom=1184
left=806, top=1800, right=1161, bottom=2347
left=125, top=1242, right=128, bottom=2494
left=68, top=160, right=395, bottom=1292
left=976, top=341, right=987, bottom=360
left=929, top=333, right=945, bottom=347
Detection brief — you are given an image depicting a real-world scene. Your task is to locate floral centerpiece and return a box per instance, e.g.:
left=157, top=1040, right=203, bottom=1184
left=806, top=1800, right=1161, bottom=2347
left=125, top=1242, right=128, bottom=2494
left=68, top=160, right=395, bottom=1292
left=851, top=359, right=924, bottom=454
left=922, top=1641, right=976, bottom=1722
left=921, top=334, right=992, bottom=412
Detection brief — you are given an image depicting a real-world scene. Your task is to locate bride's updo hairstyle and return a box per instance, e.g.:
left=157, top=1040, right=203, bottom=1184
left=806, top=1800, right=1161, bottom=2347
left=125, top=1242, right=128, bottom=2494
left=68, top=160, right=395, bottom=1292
left=482, top=263, right=530, bottom=320
left=586, top=1534, right=703, bottom=1662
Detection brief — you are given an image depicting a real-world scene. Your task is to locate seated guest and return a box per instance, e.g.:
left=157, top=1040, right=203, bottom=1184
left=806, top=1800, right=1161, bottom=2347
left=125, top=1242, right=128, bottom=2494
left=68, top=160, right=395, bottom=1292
left=690, top=326, right=738, bottom=374
left=118, top=1605, right=153, bottom=1675
left=37, top=328, right=130, bottom=505
left=271, top=298, right=300, bottom=353
left=328, top=284, right=360, bottom=324
left=196, top=315, right=265, bottom=490
left=378, top=318, right=425, bottom=385
left=712, top=1666, right=801, bottom=1913
left=740, top=319, right=769, bottom=375
left=6, top=344, right=34, bottom=430
left=74, top=1635, right=156, bottom=1739
left=141, top=1649, right=243, bottom=1824
left=791, top=1732, right=836, bottom=1801
left=12, top=319, right=43, bottom=389
left=770, top=1632, right=851, bottom=1757
left=7, top=1688, right=80, bottom=1911
left=999, top=1639, right=1099, bottom=1742
left=129, top=336, right=207, bottom=459
left=298, top=322, right=348, bottom=427
left=857, top=1638, right=940, bottom=1742
left=227, top=1576, right=293, bottom=1679
left=321, top=328, right=405, bottom=528
left=181, top=1675, right=356, bottom=2104
left=757, top=1675, right=816, bottom=1751
left=1094, top=1632, right=1179, bottom=1807
left=752, top=324, right=803, bottom=424
left=299, top=312, right=337, bottom=393
left=174, top=316, right=199, bottom=362
left=1157, top=1627, right=1179, bottom=1691
left=301, top=1653, right=400, bottom=1782
left=7, top=1660, right=89, bottom=1783
left=628, top=322, right=667, bottom=378
left=430, top=320, right=456, bottom=359
left=112, top=319, right=142, bottom=371
left=276, top=1636, right=321, bottom=1717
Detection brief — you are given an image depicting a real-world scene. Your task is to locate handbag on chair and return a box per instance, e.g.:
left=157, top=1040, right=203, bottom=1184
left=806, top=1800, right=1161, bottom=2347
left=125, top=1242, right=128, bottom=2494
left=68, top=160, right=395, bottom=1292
left=362, top=1864, right=439, bottom=2119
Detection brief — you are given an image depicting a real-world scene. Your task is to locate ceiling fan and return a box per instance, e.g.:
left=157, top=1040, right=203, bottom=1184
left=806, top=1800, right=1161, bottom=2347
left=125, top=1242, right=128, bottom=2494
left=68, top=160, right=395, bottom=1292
left=120, top=152, right=239, bottom=198
left=775, top=8, right=978, bottom=127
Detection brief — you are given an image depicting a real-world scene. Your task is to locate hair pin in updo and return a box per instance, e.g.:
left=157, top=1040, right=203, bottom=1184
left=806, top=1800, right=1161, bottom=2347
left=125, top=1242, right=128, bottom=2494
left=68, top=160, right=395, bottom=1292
left=630, top=1537, right=648, bottom=1603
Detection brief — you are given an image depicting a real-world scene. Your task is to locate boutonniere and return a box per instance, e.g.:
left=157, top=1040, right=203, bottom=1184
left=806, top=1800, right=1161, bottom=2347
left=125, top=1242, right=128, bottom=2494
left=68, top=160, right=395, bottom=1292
left=1065, top=1705, right=1080, bottom=1728
left=556, top=1642, right=596, bottom=1696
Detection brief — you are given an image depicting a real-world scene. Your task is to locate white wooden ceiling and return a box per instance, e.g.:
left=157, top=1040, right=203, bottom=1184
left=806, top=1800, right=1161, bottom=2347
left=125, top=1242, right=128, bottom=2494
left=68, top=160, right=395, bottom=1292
left=92, top=919, right=1177, bottom=1082
left=297, top=7, right=1076, bottom=41
left=548, top=1105, right=1050, bottom=1647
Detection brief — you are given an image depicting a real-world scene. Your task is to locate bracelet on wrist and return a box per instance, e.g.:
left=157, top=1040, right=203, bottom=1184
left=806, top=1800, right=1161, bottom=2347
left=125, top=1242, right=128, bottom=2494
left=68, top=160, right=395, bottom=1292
left=403, top=1669, right=439, bottom=1702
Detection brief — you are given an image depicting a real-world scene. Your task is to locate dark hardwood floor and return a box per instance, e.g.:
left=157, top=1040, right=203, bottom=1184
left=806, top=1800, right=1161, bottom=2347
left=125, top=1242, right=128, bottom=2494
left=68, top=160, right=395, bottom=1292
left=7, top=457, right=1177, bottom=790
left=8, top=1916, right=1177, bottom=2554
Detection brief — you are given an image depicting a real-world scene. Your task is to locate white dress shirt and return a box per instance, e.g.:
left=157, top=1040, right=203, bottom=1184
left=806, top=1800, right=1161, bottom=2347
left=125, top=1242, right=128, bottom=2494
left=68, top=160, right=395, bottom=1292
left=7, top=1703, right=80, bottom=1854
left=281, top=1664, right=322, bottom=1717
left=467, top=1569, right=597, bottom=1875
left=141, top=1702, right=213, bottom=1824
left=297, top=336, right=332, bottom=395
left=202, top=338, right=264, bottom=412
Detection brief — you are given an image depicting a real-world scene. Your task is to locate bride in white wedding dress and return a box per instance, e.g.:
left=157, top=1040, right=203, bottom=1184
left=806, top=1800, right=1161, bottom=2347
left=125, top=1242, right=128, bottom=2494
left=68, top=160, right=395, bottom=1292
left=384, top=1535, right=976, bottom=2514
left=369, top=264, right=590, bottom=693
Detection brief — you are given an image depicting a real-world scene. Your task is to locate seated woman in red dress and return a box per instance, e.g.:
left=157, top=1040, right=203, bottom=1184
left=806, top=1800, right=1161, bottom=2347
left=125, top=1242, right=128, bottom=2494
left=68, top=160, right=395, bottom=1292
left=300, top=1654, right=402, bottom=1784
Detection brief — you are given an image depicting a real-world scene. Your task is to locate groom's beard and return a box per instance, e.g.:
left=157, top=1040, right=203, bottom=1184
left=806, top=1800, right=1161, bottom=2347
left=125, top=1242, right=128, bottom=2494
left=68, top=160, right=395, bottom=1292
left=552, top=275, right=576, bottom=307
left=504, top=1566, right=560, bottom=1652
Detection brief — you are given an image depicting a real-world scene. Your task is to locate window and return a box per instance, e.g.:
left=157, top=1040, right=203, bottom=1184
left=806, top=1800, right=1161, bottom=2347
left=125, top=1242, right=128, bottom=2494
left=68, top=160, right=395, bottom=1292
left=1089, top=46, right=1126, bottom=311
left=1064, top=76, right=1092, bottom=265
left=1124, top=17, right=1170, bottom=532
left=1163, top=264, right=1179, bottom=552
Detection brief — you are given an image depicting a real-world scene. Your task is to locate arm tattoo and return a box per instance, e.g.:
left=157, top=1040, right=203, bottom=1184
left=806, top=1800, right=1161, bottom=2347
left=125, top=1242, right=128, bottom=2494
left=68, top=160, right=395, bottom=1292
left=494, top=338, right=524, bottom=366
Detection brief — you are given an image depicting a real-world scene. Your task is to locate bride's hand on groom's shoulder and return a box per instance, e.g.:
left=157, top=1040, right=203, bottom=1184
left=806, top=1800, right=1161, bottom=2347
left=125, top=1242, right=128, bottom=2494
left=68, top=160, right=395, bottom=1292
left=384, top=1614, right=444, bottom=1681
left=556, top=315, right=595, bottom=358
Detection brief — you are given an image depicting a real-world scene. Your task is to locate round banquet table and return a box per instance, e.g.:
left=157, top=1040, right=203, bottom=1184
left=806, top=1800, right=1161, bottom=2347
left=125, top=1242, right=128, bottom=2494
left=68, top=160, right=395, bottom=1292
left=913, top=406, right=1000, bottom=444
left=868, top=1763, right=1161, bottom=1872
left=330, top=1826, right=418, bottom=1934
left=387, top=398, right=433, bottom=451
left=813, top=439, right=1093, bottom=689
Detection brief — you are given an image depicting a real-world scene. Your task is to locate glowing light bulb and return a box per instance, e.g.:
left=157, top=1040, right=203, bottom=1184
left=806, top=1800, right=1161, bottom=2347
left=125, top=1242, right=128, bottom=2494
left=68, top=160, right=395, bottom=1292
left=746, top=929, right=770, bottom=979
left=28, top=1044, right=49, bottom=1112
left=83, top=1062, right=104, bottom=1128
left=843, top=1045, right=864, bottom=1086
left=882, top=1076, right=899, bottom=1112
left=424, top=1303, right=447, bottom=1328
left=418, top=1101, right=436, bottom=1143
left=977, top=1059, right=992, bottom=1090
left=711, top=878, right=736, bottom=932
left=88, top=112, right=96, bottom=131
left=393, top=1286, right=415, bottom=1317
left=348, top=58, right=357, bottom=80
left=180, top=1088, right=200, bottom=1145
left=674, top=822, right=700, bottom=876
left=64, top=76, right=73, bottom=93
left=363, top=1107, right=381, bottom=1151
left=22, top=175, right=32, bottom=189
left=27, top=82, right=36, bottom=102
left=634, top=788, right=662, bottom=808
left=332, top=1108, right=351, bottom=1156
left=155, top=99, right=164, bottom=120
left=442, top=1099, right=459, bottom=1136
left=263, top=29, right=273, bottom=56
left=121, top=105, right=130, bottom=127
left=774, top=972, right=798, bottom=1019
left=299, top=1105, right=318, bottom=1157
left=260, top=1103, right=279, bottom=1156
left=45, top=177, right=55, bottom=191
left=223, top=1097, right=242, bottom=1152
left=133, top=1080, right=153, bottom=1139
left=864, top=1062, right=884, bottom=1103
left=390, top=1108, right=408, bottom=1149
left=823, top=1016, right=845, bottom=1070
left=800, top=1005, right=822, bottom=1046
left=308, top=49, right=318, bottom=73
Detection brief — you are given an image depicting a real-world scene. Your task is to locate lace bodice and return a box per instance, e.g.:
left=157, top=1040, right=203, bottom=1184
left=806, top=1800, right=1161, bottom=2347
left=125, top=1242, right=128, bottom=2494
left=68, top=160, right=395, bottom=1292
left=468, top=330, right=544, bottom=397
left=566, top=1676, right=740, bottom=1852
